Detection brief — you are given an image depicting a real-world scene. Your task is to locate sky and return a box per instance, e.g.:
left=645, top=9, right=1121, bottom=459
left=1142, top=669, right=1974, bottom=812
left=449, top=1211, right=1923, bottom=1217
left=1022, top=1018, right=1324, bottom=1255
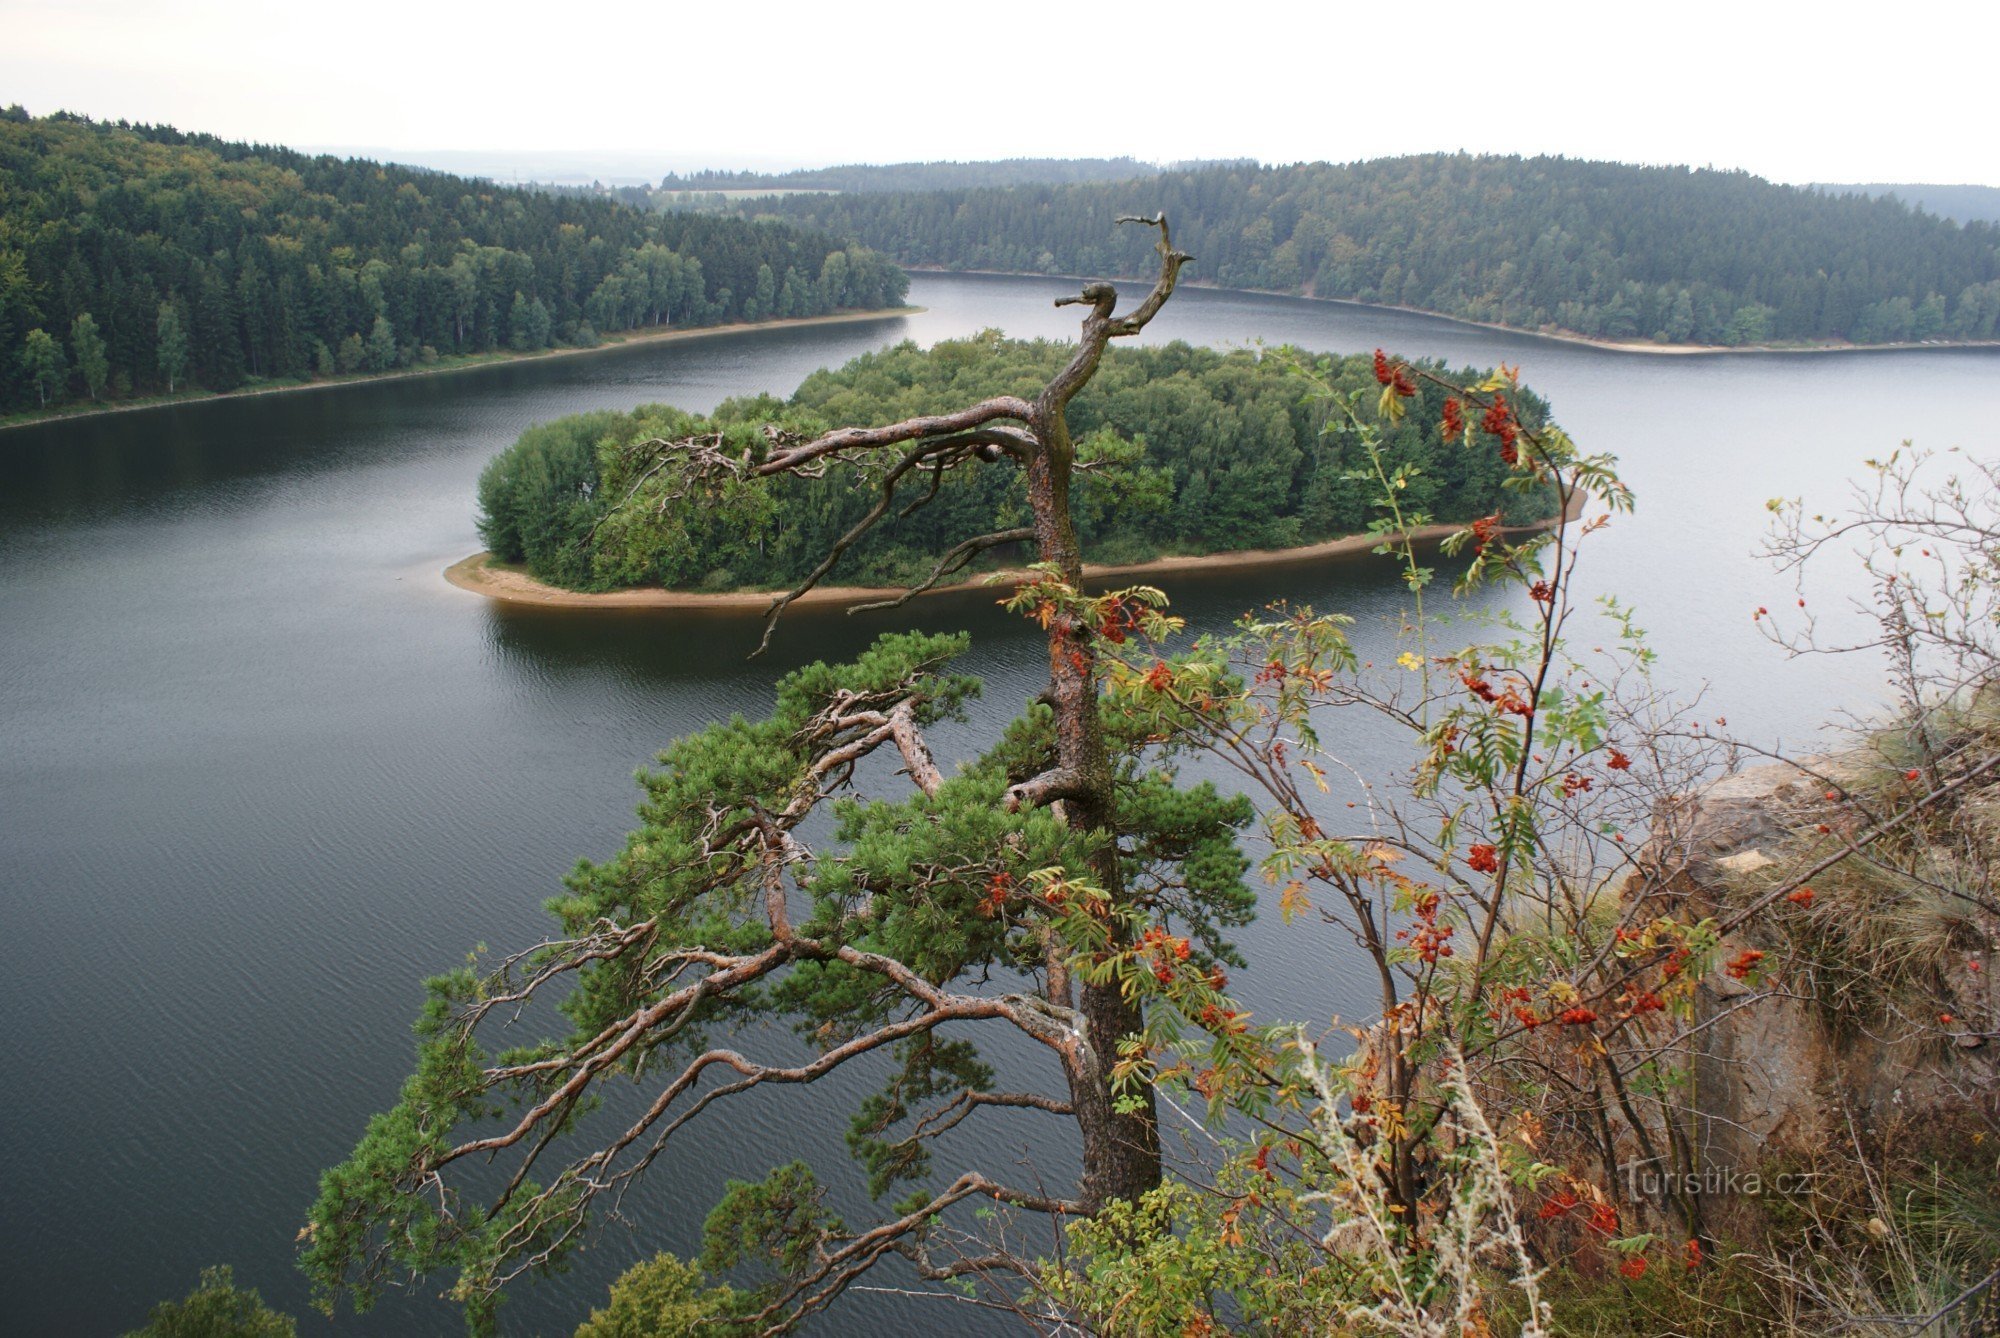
left=4, top=0, right=1997, bottom=187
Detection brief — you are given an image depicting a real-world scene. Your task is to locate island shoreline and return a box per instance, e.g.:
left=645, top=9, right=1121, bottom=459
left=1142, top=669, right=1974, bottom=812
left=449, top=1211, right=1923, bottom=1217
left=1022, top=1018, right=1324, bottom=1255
left=443, top=492, right=1584, bottom=612
left=0, top=307, right=924, bottom=435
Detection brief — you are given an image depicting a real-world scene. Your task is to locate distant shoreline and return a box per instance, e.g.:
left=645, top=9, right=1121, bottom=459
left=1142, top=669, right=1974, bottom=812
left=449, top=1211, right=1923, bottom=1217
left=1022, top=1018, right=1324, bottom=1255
left=901, top=267, right=2000, bottom=357
left=0, top=307, right=922, bottom=435
left=442, top=496, right=1581, bottom=612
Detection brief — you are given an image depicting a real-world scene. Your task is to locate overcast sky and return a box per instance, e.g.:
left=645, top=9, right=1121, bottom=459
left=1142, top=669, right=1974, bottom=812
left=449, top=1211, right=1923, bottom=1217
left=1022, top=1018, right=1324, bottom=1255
left=4, top=0, right=1995, bottom=186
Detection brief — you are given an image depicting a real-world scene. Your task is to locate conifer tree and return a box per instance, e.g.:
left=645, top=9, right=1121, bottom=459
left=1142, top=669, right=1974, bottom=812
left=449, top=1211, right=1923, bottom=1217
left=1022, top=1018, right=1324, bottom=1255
left=303, top=218, right=1225, bottom=1332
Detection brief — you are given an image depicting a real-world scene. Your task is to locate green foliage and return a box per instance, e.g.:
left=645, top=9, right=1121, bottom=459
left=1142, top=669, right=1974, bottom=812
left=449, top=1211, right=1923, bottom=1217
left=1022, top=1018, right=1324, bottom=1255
left=478, top=335, right=1554, bottom=592
left=0, top=109, right=904, bottom=410
left=303, top=621, right=1262, bottom=1325
left=747, top=154, right=2000, bottom=345
left=18, top=325, right=64, bottom=406
left=699, top=1163, right=846, bottom=1281
left=156, top=302, right=188, bottom=393
left=70, top=310, right=108, bottom=399
left=364, top=313, right=398, bottom=372
left=1050, top=1051, right=1553, bottom=1336
left=573, top=1254, right=751, bottom=1338
left=124, top=1265, right=296, bottom=1338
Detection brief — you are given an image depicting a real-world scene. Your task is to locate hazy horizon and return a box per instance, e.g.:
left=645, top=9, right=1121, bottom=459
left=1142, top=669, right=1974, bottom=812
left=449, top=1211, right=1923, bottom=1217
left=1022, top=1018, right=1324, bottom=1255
left=4, top=0, right=1995, bottom=188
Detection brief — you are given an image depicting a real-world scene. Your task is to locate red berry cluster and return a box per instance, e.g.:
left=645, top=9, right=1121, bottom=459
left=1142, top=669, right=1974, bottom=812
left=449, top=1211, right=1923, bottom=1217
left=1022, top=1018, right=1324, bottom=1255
left=1372, top=348, right=1418, bottom=397
left=979, top=871, right=1014, bottom=917
left=1538, top=1189, right=1580, bottom=1220
left=1724, top=948, right=1765, bottom=980
left=1395, top=888, right=1455, bottom=963
left=1441, top=396, right=1465, bottom=438
left=1620, top=989, right=1666, bottom=1018
left=1139, top=924, right=1192, bottom=983
left=1096, top=595, right=1139, bottom=644
left=1197, top=1002, right=1248, bottom=1035
left=1482, top=393, right=1520, bottom=465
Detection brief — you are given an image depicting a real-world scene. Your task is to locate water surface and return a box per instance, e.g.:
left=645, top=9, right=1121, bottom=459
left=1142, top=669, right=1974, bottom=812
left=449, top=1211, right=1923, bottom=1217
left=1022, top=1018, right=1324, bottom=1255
left=2, top=275, right=1994, bottom=1333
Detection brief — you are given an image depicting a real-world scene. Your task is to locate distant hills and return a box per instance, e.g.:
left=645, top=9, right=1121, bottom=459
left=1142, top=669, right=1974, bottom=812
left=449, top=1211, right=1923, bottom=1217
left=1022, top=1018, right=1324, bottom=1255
left=660, top=157, right=1165, bottom=195
left=0, top=111, right=906, bottom=415
left=1814, top=183, right=2000, bottom=227
left=735, top=155, right=2000, bottom=347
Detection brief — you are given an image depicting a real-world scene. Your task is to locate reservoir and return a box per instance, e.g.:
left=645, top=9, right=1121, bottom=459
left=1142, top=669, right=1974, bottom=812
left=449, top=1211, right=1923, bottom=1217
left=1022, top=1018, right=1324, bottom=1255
left=2, top=273, right=1994, bottom=1333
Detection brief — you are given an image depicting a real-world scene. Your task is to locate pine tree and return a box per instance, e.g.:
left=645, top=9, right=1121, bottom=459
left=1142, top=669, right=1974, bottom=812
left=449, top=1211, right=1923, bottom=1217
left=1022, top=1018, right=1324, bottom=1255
left=305, top=219, right=1210, bottom=1332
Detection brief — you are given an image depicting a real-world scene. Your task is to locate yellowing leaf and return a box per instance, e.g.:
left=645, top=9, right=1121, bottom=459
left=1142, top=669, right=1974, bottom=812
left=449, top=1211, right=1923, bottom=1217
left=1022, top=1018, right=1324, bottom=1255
left=1280, top=879, right=1311, bottom=922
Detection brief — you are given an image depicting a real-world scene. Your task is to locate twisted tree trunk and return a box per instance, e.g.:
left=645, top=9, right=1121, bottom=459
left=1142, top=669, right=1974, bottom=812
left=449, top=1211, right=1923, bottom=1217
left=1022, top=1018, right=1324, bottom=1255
left=752, top=218, right=1192, bottom=1208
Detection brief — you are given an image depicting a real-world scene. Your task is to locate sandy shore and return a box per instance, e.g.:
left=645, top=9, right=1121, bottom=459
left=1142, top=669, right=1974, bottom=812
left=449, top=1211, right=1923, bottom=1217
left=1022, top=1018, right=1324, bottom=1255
left=444, top=494, right=1582, bottom=612
left=0, top=307, right=922, bottom=435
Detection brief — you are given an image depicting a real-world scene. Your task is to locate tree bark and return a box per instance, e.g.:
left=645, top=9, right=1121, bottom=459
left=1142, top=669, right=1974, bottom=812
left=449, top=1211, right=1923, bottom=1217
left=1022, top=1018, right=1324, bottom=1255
left=748, top=214, right=1192, bottom=1211
left=1024, top=219, right=1188, bottom=1210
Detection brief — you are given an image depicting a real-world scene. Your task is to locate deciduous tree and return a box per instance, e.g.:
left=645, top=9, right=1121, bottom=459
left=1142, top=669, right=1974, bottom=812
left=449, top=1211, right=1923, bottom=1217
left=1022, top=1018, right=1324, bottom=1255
left=19, top=327, right=65, bottom=407
left=71, top=311, right=108, bottom=400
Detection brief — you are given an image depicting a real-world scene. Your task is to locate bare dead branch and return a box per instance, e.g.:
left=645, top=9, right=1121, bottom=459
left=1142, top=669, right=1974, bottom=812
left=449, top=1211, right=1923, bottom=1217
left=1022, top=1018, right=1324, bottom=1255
left=754, top=398, right=1036, bottom=476
left=1004, top=765, right=1090, bottom=815
left=848, top=526, right=1036, bottom=614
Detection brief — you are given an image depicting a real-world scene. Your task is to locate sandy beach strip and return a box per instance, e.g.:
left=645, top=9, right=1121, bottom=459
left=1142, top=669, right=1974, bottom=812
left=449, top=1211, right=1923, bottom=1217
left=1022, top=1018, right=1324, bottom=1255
left=444, top=492, right=1584, bottom=612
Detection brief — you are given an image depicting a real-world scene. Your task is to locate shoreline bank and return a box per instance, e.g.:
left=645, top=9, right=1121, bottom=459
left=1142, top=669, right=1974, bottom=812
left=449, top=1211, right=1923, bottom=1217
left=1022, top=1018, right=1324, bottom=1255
left=0, top=307, right=922, bottom=435
left=901, top=267, right=2000, bottom=358
left=443, top=496, right=1582, bottom=612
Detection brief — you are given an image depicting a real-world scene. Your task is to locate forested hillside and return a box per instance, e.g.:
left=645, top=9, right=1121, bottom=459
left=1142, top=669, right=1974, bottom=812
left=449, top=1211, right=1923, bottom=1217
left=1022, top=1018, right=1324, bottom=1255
left=741, top=155, right=2000, bottom=346
left=0, top=110, right=906, bottom=414
left=475, top=334, right=1553, bottom=593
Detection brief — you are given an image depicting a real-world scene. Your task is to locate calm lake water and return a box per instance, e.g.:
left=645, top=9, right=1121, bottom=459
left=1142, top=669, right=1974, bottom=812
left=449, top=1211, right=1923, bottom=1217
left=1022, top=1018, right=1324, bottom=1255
left=2, top=274, right=1995, bottom=1334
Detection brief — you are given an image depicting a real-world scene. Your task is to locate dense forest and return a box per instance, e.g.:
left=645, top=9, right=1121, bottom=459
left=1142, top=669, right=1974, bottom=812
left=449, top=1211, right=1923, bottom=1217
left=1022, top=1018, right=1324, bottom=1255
left=0, top=110, right=906, bottom=414
left=475, top=334, right=1553, bottom=593
left=659, top=157, right=1163, bottom=194
left=740, top=155, right=2000, bottom=346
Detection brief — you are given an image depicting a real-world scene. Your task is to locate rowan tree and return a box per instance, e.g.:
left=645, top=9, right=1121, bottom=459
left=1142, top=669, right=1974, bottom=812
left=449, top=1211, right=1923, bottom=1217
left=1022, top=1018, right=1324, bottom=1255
left=1044, top=369, right=2000, bottom=1333
left=302, top=219, right=1266, bottom=1331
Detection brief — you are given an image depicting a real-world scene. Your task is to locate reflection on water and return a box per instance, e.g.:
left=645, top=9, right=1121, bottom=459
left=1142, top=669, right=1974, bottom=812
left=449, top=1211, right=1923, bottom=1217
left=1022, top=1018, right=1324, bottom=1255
left=0, top=273, right=1994, bottom=1334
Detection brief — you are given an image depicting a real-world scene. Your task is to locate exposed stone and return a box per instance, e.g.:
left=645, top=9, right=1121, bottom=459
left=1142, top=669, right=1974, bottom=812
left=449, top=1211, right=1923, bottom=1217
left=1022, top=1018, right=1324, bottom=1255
left=1671, top=752, right=1998, bottom=1192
